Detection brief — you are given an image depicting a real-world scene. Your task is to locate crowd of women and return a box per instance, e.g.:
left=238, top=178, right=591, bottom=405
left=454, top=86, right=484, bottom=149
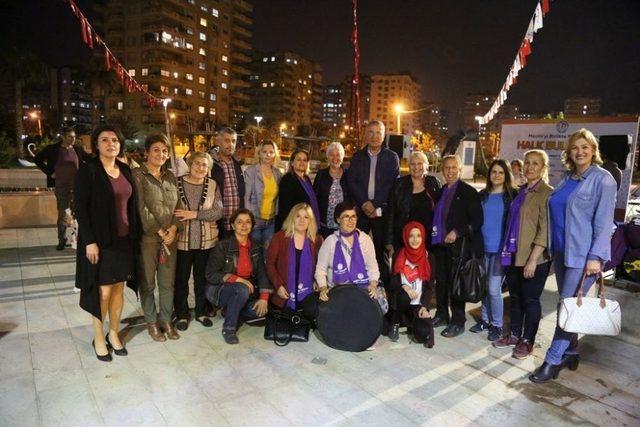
left=73, top=121, right=617, bottom=384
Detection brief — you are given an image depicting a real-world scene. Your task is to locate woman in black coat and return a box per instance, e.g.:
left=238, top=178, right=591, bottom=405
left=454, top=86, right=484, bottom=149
left=385, top=151, right=441, bottom=253
left=313, top=142, right=351, bottom=238
left=275, top=148, right=320, bottom=231
left=75, top=124, right=141, bottom=362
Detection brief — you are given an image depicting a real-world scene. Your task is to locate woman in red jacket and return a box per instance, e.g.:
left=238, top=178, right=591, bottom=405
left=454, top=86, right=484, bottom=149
left=267, top=203, right=323, bottom=319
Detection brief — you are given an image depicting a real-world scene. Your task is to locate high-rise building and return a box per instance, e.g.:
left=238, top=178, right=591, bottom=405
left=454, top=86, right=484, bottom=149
left=321, top=85, right=344, bottom=127
left=564, top=97, right=601, bottom=117
left=50, top=68, right=100, bottom=134
left=462, top=92, right=493, bottom=132
left=368, top=73, right=421, bottom=135
left=102, top=0, right=253, bottom=135
left=249, top=50, right=322, bottom=129
left=341, top=74, right=371, bottom=132
left=420, top=102, right=448, bottom=145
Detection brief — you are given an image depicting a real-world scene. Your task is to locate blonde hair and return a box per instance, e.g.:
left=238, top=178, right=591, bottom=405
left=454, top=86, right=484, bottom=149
left=409, top=151, right=429, bottom=168
left=186, top=151, right=212, bottom=171
left=562, top=128, right=603, bottom=172
left=442, top=154, right=462, bottom=168
left=524, top=149, right=549, bottom=182
left=257, top=140, right=280, bottom=164
left=281, top=203, right=318, bottom=242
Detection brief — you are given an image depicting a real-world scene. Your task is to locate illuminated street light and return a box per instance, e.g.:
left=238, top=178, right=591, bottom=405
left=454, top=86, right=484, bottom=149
left=162, top=98, right=176, bottom=171
left=29, top=111, right=42, bottom=137
left=394, top=103, right=405, bottom=135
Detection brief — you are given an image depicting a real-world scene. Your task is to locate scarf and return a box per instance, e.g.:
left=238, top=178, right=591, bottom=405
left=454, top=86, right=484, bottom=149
left=286, top=236, right=314, bottom=309
left=501, top=180, right=540, bottom=266
left=432, top=180, right=459, bottom=245
left=393, top=221, right=431, bottom=281
left=332, top=230, right=369, bottom=287
left=297, top=175, right=321, bottom=226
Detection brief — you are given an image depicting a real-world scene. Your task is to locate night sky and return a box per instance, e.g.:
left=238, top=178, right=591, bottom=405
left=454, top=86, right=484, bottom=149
left=3, top=0, right=639, bottom=131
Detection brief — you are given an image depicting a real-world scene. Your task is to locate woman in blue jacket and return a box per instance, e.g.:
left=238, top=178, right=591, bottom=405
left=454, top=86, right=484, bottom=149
left=530, top=128, right=617, bottom=383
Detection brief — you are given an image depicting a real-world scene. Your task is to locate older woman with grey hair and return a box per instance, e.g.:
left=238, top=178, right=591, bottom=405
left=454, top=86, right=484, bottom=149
left=313, top=142, right=351, bottom=238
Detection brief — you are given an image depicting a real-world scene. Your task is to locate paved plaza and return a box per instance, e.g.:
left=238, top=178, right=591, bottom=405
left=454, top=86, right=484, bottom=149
left=1, top=227, right=639, bottom=427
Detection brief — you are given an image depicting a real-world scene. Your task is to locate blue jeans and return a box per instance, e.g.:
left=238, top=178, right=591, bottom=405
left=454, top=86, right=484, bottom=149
left=205, top=283, right=259, bottom=331
left=480, top=253, right=504, bottom=327
left=544, top=255, right=597, bottom=365
left=252, top=218, right=275, bottom=252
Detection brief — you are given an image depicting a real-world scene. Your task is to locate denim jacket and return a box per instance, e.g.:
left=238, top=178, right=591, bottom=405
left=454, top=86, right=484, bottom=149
left=244, top=163, right=283, bottom=220
left=548, top=165, right=617, bottom=268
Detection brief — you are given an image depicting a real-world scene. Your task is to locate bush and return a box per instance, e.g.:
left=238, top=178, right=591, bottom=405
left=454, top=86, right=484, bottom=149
left=0, top=132, right=16, bottom=167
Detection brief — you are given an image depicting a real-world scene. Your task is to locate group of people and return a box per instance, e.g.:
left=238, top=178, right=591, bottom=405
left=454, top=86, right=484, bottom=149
left=40, top=118, right=617, bottom=385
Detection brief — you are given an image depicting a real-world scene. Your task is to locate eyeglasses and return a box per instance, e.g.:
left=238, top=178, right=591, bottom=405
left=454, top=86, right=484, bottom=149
left=339, top=215, right=357, bottom=221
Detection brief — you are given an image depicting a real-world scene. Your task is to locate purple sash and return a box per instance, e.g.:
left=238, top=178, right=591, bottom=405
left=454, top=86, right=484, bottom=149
left=501, top=181, right=540, bottom=266
left=432, top=180, right=459, bottom=245
left=332, top=230, right=369, bottom=287
left=287, top=237, right=314, bottom=309
left=297, top=175, right=321, bottom=225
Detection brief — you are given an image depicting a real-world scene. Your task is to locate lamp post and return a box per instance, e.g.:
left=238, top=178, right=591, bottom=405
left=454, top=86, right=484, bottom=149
left=162, top=98, right=175, bottom=172
left=393, top=104, right=405, bottom=135
left=253, top=115, right=263, bottom=148
left=29, top=111, right=42, bottom=137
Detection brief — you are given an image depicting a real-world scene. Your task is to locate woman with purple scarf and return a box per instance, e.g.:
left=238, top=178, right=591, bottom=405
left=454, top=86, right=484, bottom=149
left=267, top=203, right=324, bottom=320
left=493, top=149, right=553, bottom=359
left=274, top=148, right=321, bottom=232
left=315, top=201, right=384, bottom=307
left=431, top=155, right=484, bottom=338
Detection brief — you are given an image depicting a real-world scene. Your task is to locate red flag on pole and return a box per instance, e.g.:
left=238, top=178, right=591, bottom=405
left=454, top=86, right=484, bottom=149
left=542, top=0, right=550, bottom=16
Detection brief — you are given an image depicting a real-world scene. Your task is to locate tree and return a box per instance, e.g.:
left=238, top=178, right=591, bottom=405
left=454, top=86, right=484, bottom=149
left=109, top=115, right=140, bottom=141
left=411, top=131, right=437, bottom=153
left=76, top=55, right=116, bottom=128
left=0, top=48, right=49, bottom=159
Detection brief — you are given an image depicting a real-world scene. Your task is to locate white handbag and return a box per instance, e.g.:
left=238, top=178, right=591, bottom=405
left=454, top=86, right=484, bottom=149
left=558, top=271, right=621, bottom=336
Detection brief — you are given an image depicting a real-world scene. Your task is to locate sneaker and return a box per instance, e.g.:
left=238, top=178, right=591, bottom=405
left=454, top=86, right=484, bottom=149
left=469, top=320, right=489, bottom=333
left=487, top=326, right=503, bottom=342
left=492, top=334, right=519, bottom=348
left=513, top=339, right=533, bottom=359
left=388, top=323, right=400, bottom=342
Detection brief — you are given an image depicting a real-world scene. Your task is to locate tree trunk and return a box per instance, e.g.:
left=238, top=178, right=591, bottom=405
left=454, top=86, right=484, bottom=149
left=14, top=81, right=25, bottom=159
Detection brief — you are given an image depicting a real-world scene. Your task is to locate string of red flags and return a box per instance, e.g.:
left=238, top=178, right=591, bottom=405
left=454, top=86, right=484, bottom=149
left=351, top=0, right=362, bottom=139
left=66, top=0, right=162, bottom=108
left=477, top=0, right=551, bottom=126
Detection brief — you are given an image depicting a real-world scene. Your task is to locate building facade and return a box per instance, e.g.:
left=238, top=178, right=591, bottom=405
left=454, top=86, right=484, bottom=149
left=321, top=84, right=344, bottom=128
left=249, top=50, right=322, bottom=129
left=368, top=73, right=421, bottom=135
left=564, top=97, right=601, bottom=117
left=102, top=0, right=253, bottom=135
left=341, top=74, right=371, bottom=133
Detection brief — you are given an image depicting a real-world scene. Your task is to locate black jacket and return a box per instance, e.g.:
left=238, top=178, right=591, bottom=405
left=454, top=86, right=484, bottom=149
left=34, top=142, right=87, bottom=188
left=385, top=174, right=441, bottom=248
left=436, top=180, right=484, bottom=258
left=205, top=236, right=270, bottom=305
left=275, top=172, right=317, bottom=231
left=478, top=187, right=516, bottom=253
left=312, top=166, right=351, bottom=228
left=346, top=146, right=400, bottom=210
left=74, top=158, right=142, bottom=319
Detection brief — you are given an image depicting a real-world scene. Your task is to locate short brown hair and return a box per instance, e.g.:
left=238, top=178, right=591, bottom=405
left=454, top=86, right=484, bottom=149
left=144, top=133, right=170, bottom=151
left=229, top=208, right=255, bottom=229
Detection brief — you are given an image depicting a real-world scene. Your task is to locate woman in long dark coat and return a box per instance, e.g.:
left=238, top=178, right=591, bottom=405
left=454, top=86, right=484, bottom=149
left=75, top=124, right=141, bottom=361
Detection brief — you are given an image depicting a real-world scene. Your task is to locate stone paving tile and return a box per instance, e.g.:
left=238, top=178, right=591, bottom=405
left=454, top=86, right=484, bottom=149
left=1, top=227, right=639, bottom=427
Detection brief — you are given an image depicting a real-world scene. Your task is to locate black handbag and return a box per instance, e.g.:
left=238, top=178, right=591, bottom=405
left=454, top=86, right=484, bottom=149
left=263, top=279, right=311, bottom=346
left=451, top=228, right=487, bottom=303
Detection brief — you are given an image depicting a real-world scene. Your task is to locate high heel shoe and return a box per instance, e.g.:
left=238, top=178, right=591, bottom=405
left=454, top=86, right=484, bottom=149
left=529, top=362, right=561, bottom=383
left=105, top=332, right=128, bottom=356
left=92, top=340, right=112, bottom=362
left=561, top=354, right=580, bottom=371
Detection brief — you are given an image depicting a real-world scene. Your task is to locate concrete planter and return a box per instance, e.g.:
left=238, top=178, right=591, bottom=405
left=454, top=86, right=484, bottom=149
left=0, top=190, right=56, bottom=228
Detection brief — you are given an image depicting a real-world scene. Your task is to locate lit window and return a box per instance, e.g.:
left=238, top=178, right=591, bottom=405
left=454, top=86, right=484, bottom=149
left=212, top=8, right=219, bottom=17
left=221, top=83, right=228, bottom=89
left=293, top=60, right=297, bottom=64
left=198, top=106, right=205, bottom=114
left=308, top=74, right=312, bottom=79
left=271, top=56, right=275, bottom=62
left=222, top=69, right=228, bottom=76
left=161, top=31, right=172, bottom=43
left=186, top=88, right=193, bottom=95
left=198, top=91, right=205, bottom=99
left=201, top=5, right=208, bottom=12
left=161, top=69, right=170, bottom=77
left=186, top=73, right=193, bottom=81
left=117, top=102, right=123, bottom=110
left=200, top=33, right=206, bottom=41
left=186, top=42, right=194, bottom=50
left=198, top=76, right=205, bottom=84
left=261, top=82, right=267, bottom=88
left=141, top=68, right=148, bottom=76
left=286, top=58, right=291, bottom=63
left=199, top=48, right=206, bottom=56
left=160, top=85, right=168, bottom=93
left=200, top=18, right=207, bottom=27
left=173, top=72, right=179, bottom=78
left=263, top=57, right=268, bottom=62
left=186, top=27, right=194, bottom=35
left=209, top=108, right=216, bottom=115
left=198, top=62, right=206, bottom=70
left=270, top=82, right=275, bottom=87
left=128, top=69, right=135, bottom=76
left=221, top=55, right=228, bottom=62
left=210, top=93, right=216, bottom=101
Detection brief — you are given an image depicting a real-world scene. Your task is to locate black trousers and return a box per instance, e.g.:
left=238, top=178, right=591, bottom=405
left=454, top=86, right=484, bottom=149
left=173, top=248, right=211, bottom=318
left=433, top=244, right=467, bottom=327
left=357, top=215, right=390, bottom=286
left=506, top=262, right=551, bottom=342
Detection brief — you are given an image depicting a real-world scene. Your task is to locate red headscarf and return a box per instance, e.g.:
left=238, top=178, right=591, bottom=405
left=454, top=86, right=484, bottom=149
left=393, top=221, right=431, bottom=281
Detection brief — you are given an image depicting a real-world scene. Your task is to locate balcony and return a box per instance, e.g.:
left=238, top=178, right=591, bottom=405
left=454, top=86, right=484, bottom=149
left=231, top=64, right=250, bottom=76
left=230, top=104, right=250, bottom=113
left=232, top=38, right=252, bottom=51
left=233, top=11, right=253, bottom=27
left=230, top=79, right=250, bottom=89
left=235, top=0, right=253, bottom=13
left=231, top=51, right=251, bottom=63
left=232, top=25, right=252, bottom=39
left=231, top=91, right=250, bottom=101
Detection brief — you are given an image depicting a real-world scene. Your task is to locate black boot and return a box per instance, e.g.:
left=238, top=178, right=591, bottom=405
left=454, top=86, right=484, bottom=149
left=529, top=362, right=561, bottom=383
left=561, top=354, right=580, bottom=371
left=56, top=239, right=66, bottom=251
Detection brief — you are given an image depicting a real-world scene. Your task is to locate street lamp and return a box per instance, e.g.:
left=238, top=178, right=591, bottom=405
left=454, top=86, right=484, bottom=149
left=394, top=103, right=405, bottom=135
left=162, top=98, right=175, bottom=171
left=29, top=111, right=42, bottom=137
left=253, top=116, right=263, bottom=147
left=279, top=122, right=287, bottom=136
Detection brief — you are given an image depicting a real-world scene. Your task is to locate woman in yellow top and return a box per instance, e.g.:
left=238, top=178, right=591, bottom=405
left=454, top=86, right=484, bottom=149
left=244, top=140, right=283, bottom=252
